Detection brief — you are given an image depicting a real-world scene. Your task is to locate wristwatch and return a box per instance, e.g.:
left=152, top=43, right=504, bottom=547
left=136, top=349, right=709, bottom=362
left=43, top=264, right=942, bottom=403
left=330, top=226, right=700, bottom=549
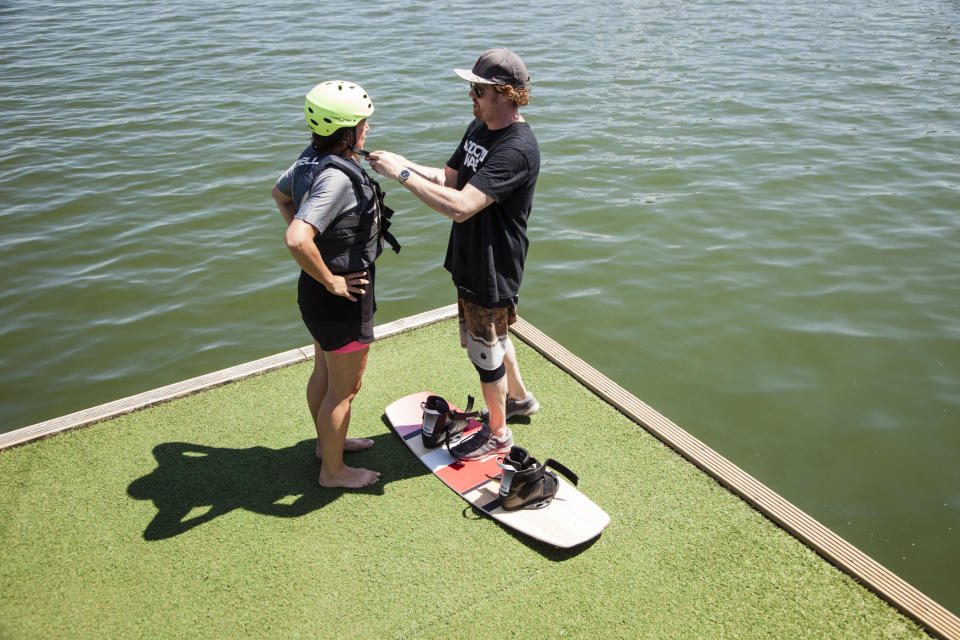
left=398, top=168, right=411, bottom=184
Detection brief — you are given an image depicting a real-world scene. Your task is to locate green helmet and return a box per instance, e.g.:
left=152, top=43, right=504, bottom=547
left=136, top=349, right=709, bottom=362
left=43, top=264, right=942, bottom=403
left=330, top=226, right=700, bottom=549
left=304, top=81, right=374, bottom=136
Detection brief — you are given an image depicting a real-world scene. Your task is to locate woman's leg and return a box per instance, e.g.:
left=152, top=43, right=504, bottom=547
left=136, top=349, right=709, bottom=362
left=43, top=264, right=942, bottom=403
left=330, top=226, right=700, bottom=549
left=307, top=340, right=329, bottom=437
left=309, top=340, right=375, bottom=458
left=315, top=344, right=379, bottom=488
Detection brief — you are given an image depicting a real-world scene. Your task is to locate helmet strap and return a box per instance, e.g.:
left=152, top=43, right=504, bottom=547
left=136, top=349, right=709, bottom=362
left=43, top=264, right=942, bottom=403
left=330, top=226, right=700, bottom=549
left=336, top=125, right=369, bottom=158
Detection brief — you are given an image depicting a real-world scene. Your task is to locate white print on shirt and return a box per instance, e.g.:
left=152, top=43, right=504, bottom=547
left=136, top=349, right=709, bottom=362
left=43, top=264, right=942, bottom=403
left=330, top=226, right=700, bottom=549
left=462, top=139, right=488, bottom=171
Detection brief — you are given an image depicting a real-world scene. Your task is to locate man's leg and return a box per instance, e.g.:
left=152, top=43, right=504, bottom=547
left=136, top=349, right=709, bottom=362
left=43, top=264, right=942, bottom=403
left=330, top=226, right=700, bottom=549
left=473, top=326, right=539, bottom=422
left=501, top=336, right=529, bottom=402
left=450, top=296, right=515, bottom=460
left=480, top=374, right=509, bottom=437
left=459, top=304, right=510, bottom=436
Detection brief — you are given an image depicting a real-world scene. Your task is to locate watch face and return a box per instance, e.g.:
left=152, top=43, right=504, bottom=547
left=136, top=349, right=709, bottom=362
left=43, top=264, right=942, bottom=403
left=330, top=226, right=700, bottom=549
left=400, top=169, right=410, bottom=180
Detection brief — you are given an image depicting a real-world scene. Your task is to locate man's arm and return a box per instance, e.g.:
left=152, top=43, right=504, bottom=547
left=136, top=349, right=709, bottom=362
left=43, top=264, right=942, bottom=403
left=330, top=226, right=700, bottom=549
left=367, top=151, right=493, bottom=223
left=403, top=162, right=450, bottom=187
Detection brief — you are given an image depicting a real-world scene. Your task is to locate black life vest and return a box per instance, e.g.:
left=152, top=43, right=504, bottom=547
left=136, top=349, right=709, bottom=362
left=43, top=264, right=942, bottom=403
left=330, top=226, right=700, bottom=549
left=291, top=146, right=400, bottom=273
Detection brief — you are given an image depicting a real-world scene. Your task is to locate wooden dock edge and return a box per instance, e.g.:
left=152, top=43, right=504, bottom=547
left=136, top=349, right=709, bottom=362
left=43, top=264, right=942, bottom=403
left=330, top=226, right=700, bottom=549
left=0, top=305, right=457, bottom=452
left=508, top=316, right=959, bottom=640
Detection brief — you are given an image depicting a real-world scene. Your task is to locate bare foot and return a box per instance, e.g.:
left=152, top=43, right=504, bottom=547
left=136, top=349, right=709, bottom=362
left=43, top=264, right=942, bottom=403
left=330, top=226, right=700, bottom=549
left=318, top=465, right=381, bottom=489
left=316, top=438, right=374, bottom=459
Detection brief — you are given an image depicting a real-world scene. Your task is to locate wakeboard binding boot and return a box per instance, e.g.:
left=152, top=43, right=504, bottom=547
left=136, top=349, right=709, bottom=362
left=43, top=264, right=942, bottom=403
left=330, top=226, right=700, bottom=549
left=420, top=395, right=477, bottom=449
left=496, top=446, right=579, bottom=511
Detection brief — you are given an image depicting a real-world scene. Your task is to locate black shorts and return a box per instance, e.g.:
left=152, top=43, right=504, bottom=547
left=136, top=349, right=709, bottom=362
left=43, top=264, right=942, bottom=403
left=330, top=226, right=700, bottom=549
left=298, top=265, right=376, bottom=352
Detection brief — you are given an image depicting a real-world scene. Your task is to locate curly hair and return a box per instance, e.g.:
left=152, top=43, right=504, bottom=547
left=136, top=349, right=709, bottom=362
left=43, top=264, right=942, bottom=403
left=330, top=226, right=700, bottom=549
left=493, top=84, right=531, bottom=107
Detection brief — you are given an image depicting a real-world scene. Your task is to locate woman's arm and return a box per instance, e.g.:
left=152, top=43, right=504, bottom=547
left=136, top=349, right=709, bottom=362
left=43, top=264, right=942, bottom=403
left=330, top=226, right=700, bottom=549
left=272, top=184, right=297, bottom=225
left=284, top=219, right=368, bottom=301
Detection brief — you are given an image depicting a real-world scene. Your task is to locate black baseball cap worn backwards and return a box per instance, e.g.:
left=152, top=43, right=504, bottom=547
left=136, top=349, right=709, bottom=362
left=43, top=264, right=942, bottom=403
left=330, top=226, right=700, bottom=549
left=455, top=48, right=530, bottom=89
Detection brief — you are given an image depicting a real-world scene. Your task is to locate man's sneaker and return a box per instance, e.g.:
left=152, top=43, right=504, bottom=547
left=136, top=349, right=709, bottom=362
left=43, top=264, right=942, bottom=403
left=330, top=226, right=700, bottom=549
left=449, top=425, right=513, bottom=462
left=479, top=394, right=540, bottom=421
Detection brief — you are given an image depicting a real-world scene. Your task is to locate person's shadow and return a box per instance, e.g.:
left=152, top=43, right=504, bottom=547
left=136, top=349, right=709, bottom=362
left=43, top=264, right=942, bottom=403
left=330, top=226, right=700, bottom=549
left=127, top=431, right=424, bottom=540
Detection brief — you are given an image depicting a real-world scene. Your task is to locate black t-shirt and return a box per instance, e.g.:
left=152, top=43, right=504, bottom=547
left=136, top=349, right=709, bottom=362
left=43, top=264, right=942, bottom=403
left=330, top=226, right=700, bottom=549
left=445, top=119, right=540, bottom=305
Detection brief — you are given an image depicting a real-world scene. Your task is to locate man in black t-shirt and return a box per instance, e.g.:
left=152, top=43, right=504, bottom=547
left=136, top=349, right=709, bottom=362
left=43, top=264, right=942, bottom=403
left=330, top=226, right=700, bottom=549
left=368, top=48, right=541, bottom=460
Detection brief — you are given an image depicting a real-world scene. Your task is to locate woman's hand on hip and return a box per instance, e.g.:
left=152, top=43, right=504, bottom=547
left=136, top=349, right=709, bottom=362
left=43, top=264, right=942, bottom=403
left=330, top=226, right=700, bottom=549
left=325, top=271, right=368, bottom=301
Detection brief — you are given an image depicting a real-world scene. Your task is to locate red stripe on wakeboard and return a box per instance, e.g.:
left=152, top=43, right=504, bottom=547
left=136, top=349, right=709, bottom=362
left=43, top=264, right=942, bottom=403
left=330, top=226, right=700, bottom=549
left=435, top=456, right=501, bottom=494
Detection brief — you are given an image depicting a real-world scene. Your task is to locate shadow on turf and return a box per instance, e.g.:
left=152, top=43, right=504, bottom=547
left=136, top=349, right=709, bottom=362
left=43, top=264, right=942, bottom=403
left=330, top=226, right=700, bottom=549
left=127, top=433, right=427, bottom=540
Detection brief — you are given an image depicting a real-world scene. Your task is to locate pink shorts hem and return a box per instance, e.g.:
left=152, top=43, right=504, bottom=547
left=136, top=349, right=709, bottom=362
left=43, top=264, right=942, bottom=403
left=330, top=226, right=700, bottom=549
left=328, top=340, right=370, bottom=354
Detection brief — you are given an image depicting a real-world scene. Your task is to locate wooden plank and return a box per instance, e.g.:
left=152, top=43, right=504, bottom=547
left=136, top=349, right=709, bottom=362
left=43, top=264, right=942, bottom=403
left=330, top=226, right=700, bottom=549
left=0, top=347, right=310, bottom=451
left=0, top=305, right=458, bottom=451
left=509, top=316, right=960, bottom=640
left=374, top=304, right=457, bottom=340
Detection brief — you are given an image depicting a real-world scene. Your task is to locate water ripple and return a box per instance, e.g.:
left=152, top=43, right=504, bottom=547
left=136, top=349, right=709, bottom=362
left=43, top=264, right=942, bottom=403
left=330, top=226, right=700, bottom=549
left=2, top=0, right=959, bottom=612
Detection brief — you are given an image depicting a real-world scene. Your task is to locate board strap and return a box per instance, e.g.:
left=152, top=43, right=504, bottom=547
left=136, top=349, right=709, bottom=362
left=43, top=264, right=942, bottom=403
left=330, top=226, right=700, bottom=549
left=543, top=459, right=578, bottom=486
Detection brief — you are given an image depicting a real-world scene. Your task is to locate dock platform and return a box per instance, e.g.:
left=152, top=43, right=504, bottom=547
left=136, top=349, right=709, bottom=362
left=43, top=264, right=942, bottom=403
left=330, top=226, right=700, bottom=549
left=1, top=307, right=956, bottom=639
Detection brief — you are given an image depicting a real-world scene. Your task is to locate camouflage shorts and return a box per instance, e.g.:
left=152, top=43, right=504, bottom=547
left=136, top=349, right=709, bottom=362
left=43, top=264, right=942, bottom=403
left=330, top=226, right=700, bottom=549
left=457, top=294, right=518, bottom=348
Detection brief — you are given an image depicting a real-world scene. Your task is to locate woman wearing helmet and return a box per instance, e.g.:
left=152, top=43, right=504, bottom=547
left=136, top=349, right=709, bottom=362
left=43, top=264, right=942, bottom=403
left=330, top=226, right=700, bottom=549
left=272, top=81, right=397, bottom=489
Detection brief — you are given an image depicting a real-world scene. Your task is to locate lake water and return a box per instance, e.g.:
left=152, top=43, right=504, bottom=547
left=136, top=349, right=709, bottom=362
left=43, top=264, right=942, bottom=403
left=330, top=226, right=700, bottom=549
left=1, top=0, right=958, bottom=614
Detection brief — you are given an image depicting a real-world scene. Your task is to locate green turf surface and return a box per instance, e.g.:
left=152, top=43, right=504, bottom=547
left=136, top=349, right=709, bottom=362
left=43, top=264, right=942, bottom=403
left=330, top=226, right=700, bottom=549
left=0, top=319, right=928, bottom=639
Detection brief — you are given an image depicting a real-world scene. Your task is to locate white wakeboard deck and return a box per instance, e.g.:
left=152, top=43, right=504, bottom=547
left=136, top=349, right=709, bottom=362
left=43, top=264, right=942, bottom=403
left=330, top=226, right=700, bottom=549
left=385, top=391, right=610, bottom=548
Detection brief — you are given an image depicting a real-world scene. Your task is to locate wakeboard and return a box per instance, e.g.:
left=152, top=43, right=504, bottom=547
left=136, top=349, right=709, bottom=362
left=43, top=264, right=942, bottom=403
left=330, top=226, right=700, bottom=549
left=385, top=391, right=610, bottom=548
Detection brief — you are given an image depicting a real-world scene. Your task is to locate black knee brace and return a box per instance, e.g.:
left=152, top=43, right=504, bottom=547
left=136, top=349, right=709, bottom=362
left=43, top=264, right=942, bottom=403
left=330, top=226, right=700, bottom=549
left=475, top=362, right=506, bottom=383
